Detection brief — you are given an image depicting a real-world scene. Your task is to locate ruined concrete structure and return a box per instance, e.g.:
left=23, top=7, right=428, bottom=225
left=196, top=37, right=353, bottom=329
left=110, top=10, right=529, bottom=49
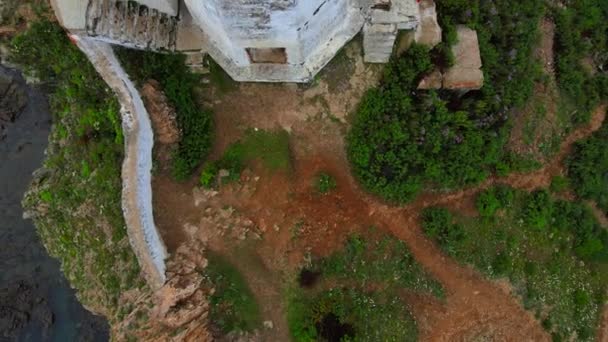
left=51, top=0, right=421, bottom=82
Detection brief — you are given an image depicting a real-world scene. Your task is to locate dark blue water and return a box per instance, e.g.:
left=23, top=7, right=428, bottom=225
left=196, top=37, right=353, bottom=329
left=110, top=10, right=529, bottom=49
left=0, top=66, right=109, bottom=341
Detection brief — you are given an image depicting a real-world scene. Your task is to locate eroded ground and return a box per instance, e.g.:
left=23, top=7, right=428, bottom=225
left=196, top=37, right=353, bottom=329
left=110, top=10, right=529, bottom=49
left=151, top=40, right=606, bottom=341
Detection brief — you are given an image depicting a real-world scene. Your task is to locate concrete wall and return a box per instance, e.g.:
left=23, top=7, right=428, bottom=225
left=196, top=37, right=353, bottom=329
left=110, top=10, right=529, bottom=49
left=184, top=0, right=378, bottom=82
left=50, top=0, right=87, bottom=30
left=74, top=36, right=168, bottom=289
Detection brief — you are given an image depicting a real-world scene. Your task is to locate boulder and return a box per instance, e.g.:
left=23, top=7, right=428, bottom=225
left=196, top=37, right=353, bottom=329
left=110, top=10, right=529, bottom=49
left=414, top=0, right=442, bottom=48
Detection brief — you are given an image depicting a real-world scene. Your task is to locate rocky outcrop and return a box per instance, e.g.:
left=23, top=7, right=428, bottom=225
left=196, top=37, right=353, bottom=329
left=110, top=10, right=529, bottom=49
left=0, top=66, right=26, bottom=140
left=141, top=80, right=180, bottom=145
left=114, top=241, right=212, bottom=342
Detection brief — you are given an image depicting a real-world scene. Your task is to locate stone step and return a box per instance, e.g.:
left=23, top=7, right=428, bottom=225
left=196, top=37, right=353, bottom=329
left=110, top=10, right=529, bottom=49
left=85, top=0, right=177, bottom=51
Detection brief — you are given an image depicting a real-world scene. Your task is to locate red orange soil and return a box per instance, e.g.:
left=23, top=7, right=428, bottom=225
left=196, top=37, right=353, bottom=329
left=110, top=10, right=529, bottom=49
left=151, top=42, right=606, bottom=340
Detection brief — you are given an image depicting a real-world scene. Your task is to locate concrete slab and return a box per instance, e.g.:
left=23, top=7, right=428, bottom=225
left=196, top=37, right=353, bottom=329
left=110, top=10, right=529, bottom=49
left=414, top=0, right=442, bottom=48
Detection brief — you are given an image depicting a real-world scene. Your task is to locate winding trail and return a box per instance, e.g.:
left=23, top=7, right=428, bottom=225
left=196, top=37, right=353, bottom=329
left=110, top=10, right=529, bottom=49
left=366, top=104, right=606, bottom=340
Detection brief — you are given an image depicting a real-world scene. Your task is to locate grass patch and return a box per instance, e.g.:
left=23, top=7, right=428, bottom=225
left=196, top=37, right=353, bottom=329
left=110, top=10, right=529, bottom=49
left=315, top=172, right=337, bottom=194
left=203, top=252, right=261, bottom=334
left=115, top=48, right=214, bottom=181
left=318, top=234, right=444, bottom=298
left=200, top=129, right=291, bottom=188
left=287, top=233, right=442, bottom=341
left=14, top=19, right=143, bottom=317
left=287, top=287, right=417, bottom=342
left=422, top=187, right=608, bottom=341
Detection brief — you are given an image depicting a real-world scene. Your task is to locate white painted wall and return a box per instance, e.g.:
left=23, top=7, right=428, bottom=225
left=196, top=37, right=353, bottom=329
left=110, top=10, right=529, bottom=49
left=49, top=0, right=87, bottom=30
left=74, top=36, right=168, bottom=289
left=185, top=0, right=360, bottom=67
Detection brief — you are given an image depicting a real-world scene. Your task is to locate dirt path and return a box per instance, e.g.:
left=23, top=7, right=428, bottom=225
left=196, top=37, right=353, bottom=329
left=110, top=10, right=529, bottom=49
left=152, top=37, right=607, bottom=340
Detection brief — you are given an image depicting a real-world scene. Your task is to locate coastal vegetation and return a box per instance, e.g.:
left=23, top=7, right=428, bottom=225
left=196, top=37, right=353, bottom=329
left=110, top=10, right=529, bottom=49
left=14, top=20, right=143, bottom=317
left=287, top=233, right=443, bottom=341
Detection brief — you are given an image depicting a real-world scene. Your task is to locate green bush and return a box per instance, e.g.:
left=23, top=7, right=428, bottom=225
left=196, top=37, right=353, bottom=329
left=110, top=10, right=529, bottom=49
left=421, top=207, right=465, bottom=253
left=199, top=162, right=219, bottom=188
left=203, top=252, right=261, bottom=334
left=348, top=0, right=545, bottom=202
left=115, top=48, right=214, bottom=181
left=550, top=175, right=570, bottom=193
left=522, top=190, right=554, bottom=230
left=554, top=0, right=608, bottom=121
left=566, top=122, right=608, bottom=214
left=476, top=189, right=501, bottom=218
left=421, top=189, right=608, bottom=340
left=315, top=172, right=337, bottom=194
left=288, top=288, right=417, bottom=342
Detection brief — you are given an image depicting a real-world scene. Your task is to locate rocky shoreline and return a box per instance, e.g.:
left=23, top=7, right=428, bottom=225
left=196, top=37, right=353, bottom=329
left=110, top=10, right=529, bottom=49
left=0, top=65, right=109, bottom=341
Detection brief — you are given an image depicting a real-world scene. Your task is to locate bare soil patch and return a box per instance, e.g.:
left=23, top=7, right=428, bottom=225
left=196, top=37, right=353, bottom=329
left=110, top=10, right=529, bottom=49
left=152, top=36, right=607, bottom=340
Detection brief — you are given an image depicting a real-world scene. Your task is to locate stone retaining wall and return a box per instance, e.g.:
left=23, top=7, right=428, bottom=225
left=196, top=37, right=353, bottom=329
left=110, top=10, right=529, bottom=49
left=74, top=36, right=167, bottom=289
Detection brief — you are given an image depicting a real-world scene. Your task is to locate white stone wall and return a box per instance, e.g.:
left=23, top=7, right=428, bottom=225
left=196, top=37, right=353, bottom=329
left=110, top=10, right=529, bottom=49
left=50, top=0, right=87, bottom=30
left=184, top=0, right=378, bottom=82
left=74, top=36, right=168, bottom=289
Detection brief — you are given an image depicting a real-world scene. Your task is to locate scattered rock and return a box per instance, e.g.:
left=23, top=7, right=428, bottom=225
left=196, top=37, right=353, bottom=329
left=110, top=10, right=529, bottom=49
left=218, top=169, right=230, bottom=179
left=418, top=69, right=443, bottom=89
left=263, top=320, right=274, bottom=329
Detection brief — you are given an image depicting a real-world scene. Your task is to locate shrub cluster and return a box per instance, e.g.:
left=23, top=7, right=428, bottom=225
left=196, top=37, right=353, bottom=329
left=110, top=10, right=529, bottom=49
left=348, top=0, right=544, bottom=202
left=115, top=48, right=214, bottom=181
left=288, top=233, right=440, bottom=341
left=554, top=0, right=608, bottom=122
left=567, top=122, right=608, bottom=215
left=422, top=187, right=607, bottom=340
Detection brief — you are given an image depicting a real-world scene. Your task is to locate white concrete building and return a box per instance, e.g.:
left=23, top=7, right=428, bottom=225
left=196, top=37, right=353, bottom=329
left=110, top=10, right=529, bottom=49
left=51, top=0, right=420, bottom=82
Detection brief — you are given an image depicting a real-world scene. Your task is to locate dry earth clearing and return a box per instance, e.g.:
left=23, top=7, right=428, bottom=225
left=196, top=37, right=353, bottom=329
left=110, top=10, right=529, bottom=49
left=151, top=40, right=606, bottom=341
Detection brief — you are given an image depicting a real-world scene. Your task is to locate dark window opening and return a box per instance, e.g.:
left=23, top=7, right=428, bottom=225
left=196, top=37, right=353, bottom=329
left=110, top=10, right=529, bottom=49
left=372, top=0, right=391, bottom=11
left=246, top=47, right=288, bottom=64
